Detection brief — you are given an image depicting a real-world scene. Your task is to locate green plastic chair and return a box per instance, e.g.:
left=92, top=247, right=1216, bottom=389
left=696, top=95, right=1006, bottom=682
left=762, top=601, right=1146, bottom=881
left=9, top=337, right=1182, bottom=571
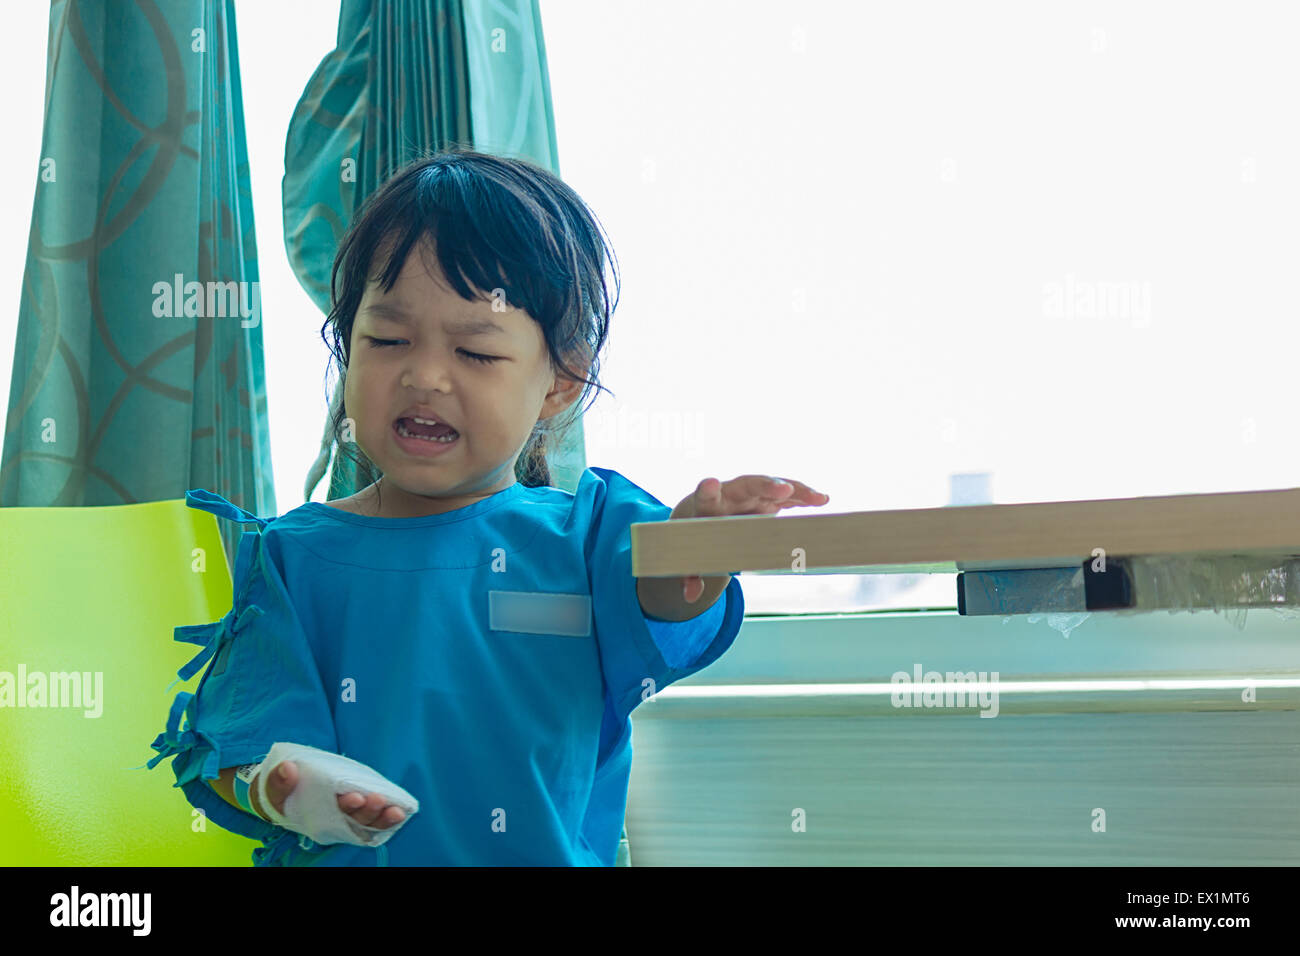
left=0, top=497, right=259, bottom=865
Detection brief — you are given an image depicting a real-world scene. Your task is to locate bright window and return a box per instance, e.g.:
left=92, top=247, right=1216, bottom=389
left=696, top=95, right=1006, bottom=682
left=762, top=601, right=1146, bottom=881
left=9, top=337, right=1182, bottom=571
left=541, top=0, right=1300, bottom=613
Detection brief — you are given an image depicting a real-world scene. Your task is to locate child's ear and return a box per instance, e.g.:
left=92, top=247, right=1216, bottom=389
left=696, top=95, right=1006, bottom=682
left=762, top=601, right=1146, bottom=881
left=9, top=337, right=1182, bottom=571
left=542, top=370, right=585, bottom=416
left=542, top=346, right=590, bottom=412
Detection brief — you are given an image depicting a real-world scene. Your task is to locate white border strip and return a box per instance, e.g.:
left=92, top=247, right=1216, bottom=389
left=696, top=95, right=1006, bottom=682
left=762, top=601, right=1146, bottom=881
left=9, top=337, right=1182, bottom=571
left=659, top=677, right=1300, bottom=698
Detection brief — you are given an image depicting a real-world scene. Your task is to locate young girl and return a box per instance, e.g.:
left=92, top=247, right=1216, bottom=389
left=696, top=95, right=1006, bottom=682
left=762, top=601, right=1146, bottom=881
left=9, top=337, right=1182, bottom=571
left=146, top=147, right=828, bottom=866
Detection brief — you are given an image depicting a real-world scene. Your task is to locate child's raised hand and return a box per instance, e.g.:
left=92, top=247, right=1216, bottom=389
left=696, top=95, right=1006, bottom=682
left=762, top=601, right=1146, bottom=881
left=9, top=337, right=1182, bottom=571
left=253, top=759, right=407, bottom=829
left=669, top=476, right=830, bottom=603
left=669, top=476, right=829, bottom=521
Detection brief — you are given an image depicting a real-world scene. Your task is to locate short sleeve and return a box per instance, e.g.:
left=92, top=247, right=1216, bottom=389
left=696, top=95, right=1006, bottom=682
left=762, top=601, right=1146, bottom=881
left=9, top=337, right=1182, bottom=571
left=643, top=596, right=729, bottom=668
left=585, top=468, right=745, bottom=726
left=144, top=501, right=339, bottom=844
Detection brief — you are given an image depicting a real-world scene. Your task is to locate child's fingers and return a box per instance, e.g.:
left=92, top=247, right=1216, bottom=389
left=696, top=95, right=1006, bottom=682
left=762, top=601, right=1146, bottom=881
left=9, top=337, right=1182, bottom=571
left=701, top=476, right=805, bottom=516
left=340, top=791, right=406, bottom=829
left=770, top=477, right=828, bottom=505
left=381, top=806, right=407, bottom=826
left=263, top=759, right=298, bottom=815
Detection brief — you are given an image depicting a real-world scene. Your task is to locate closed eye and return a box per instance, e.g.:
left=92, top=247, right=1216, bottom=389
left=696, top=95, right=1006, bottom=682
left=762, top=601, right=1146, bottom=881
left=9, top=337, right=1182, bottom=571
left=365, top=337, right=502, bottom=364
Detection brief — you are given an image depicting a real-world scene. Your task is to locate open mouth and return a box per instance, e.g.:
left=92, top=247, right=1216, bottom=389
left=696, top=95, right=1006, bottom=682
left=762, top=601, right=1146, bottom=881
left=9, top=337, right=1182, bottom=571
left=393, top=417, right=460, bottom=443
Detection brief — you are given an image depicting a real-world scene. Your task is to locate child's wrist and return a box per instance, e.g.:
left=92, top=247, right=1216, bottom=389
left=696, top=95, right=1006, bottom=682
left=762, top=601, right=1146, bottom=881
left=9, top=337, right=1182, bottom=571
left=234, top=760, right=269, bottom=821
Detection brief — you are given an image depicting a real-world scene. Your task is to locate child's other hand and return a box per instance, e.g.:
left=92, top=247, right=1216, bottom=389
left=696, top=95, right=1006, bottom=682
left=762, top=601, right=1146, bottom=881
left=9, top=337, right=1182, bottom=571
left=252, top=759, right=407, bottom=829
left=669, top=476, right=830, bottom=602
left=669, top=475, right=829, bottom=522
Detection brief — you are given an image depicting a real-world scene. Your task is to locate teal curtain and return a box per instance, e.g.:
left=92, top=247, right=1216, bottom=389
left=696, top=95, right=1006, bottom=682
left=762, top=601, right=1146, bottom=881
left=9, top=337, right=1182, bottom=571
left=282, top=0, right=622, bottom=865
left=287, top=0, right=586, bottom=505
left=2, top=0, right=272, bottom=569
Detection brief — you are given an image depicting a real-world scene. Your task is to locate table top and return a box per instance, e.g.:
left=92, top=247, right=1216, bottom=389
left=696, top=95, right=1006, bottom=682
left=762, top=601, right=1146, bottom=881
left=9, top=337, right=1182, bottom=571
left=630, top=484, right=1300, bottom=578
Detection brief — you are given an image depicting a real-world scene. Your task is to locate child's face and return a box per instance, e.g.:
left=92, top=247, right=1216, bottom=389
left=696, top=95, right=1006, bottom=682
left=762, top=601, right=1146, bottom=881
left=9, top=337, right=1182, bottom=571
left=344, top=238, right=580, bottom=517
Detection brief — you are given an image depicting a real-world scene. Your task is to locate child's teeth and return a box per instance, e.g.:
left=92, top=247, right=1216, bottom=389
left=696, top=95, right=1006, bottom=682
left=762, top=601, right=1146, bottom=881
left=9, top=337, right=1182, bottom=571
left=397, top=421, right=457, bottom=442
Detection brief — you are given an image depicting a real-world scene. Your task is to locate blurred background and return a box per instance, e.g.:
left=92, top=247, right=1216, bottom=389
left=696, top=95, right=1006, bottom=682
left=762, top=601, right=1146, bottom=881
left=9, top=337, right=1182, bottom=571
left=3, top=0, right=1297, bottom=616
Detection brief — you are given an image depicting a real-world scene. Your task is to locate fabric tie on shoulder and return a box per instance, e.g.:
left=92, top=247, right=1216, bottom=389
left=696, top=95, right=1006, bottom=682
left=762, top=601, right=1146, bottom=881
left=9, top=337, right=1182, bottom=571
left=185, top=489, right=271, bottom=530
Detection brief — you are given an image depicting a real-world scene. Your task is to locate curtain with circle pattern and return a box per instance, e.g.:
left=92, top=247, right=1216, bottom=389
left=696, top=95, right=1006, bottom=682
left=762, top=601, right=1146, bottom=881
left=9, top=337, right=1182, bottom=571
left=2, top=0, right=270, bottom=571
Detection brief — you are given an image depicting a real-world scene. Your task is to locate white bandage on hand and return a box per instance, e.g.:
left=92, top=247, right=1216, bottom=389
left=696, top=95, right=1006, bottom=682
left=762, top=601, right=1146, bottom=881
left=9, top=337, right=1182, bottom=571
left=254, top=742, right=419, bottom=848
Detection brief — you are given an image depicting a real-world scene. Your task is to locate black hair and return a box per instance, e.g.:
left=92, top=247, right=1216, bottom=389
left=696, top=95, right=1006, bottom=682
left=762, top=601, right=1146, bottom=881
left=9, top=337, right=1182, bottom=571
left=318, top=145, right=619, bottom=509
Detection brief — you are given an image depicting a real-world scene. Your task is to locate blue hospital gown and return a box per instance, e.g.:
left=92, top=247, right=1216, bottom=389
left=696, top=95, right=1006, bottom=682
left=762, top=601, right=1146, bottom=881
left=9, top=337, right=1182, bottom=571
left=146, top=467, right=744, bottom=866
